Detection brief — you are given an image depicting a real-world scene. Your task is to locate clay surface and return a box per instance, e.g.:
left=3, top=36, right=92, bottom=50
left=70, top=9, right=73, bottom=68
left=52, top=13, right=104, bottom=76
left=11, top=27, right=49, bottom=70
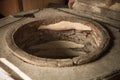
left=13, top=19, right=101, bottom=59
left=0, top=8, right=118, bottom=80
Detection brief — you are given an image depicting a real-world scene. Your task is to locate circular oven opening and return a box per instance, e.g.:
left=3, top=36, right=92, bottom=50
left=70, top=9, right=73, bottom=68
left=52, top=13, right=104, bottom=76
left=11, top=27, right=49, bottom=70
left=7, top=17, right=110, bottom=67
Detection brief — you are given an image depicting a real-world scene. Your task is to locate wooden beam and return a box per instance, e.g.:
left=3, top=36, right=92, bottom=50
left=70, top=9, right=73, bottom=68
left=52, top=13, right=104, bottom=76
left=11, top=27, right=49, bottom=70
left=0, top=58, right=32, bottom=80
left=0, top=67, right=14, bottom=80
